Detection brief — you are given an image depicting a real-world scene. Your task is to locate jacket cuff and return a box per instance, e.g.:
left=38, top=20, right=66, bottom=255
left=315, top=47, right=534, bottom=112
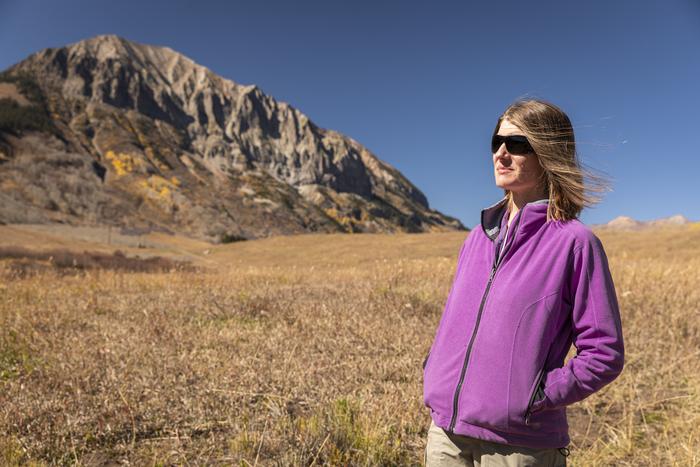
left=530, top=391, right=550, bottom=413
left=531, top=370, right=561, bottom=413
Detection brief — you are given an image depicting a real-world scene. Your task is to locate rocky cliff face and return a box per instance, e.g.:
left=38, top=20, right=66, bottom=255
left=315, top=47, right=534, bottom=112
left=0, top=34, right=465, bottom=241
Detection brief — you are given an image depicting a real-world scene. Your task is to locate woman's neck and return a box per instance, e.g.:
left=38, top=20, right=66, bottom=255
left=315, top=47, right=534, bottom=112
left=507, top=189, right=548, bottom=226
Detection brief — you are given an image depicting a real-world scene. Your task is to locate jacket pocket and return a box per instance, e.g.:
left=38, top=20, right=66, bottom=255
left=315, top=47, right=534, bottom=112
left=524, top=366, right=546, bottom=425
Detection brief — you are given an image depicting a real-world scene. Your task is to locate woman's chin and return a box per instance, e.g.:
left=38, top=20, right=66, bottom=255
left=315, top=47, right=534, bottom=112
left=495, top=181, right=515, bottom=190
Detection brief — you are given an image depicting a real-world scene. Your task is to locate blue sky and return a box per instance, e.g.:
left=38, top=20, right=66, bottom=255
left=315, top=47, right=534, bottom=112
left=1, top=0, right=698, bottom=227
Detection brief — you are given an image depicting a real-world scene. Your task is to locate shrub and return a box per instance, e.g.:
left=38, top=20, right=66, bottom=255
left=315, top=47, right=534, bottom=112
left=0, top=71, right=45, bottom=103
left=219, top=233, right=248, bottom=244
left=0, top=98, right=54, bottom=134
left=0, top=71, right=55, bottom=135
left=0, top=246, right=195, bottom=276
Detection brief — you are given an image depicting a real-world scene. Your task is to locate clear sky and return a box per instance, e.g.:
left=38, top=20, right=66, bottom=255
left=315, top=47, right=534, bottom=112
left=1, top=0, right=698, bottom=228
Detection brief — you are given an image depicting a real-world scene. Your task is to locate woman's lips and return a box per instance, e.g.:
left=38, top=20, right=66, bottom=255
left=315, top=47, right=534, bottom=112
left=497, top=167, right=513, bottom=173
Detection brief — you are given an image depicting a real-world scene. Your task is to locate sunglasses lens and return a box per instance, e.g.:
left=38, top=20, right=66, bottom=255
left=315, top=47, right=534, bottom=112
left=507, top=138, right=531, bottom=154
left=492, top=135, right=533, bottom=154
left=491, top=135, right=504, bottom=153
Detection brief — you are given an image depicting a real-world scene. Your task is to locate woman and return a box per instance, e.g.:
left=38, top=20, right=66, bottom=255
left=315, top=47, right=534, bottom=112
left=422, top=99, right=624, bottom=466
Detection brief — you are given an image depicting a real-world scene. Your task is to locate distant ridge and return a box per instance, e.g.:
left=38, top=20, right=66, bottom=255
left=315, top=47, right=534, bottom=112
left=595, top=214, right=694, bottom=230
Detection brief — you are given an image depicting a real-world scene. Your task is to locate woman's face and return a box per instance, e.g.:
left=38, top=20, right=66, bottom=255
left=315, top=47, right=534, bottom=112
left=493, top=119, right=545, bottom=196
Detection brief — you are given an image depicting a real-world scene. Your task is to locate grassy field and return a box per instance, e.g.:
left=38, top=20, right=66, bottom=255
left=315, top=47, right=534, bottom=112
left=0, top=225, right=699, bottom=465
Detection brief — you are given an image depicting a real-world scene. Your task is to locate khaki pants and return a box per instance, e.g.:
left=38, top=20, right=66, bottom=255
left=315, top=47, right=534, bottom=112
left=425, top=420, right=568, bottom=467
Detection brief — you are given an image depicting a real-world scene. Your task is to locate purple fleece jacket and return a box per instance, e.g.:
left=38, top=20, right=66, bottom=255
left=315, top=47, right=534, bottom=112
left=423, top=197, right=624, bottom=449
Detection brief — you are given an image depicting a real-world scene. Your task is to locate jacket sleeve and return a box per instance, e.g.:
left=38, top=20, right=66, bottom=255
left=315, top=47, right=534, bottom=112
left=535, top=233, right=625, bottom=411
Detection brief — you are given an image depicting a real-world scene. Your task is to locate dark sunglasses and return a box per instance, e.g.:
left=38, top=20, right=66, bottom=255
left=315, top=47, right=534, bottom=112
left=491, top=134, right=535, bottom=155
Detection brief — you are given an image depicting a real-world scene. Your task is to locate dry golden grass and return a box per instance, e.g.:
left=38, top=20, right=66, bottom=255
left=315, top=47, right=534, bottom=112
left=0, top=226, right=699, bottom=465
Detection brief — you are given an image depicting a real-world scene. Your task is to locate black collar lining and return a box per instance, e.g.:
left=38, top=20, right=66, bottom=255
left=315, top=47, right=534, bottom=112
left=481, top=197, right=509, bottom=242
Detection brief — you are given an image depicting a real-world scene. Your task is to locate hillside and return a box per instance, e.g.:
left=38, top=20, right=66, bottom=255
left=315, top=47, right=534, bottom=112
left=0, top=34, right=464, bottom=241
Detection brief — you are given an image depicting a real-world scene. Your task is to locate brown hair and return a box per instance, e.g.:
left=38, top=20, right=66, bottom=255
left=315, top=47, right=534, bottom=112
left=494, top=99, right=610, bottom=222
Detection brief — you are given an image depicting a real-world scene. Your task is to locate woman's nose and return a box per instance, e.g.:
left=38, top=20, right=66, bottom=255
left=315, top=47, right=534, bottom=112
left=494, top=143, right=511, bottom=158
left=494, top=144, right=511, bottom=162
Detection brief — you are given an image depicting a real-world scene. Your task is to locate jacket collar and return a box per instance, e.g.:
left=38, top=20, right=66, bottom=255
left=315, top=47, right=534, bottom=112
left=481, top=196, right=550, bottom=242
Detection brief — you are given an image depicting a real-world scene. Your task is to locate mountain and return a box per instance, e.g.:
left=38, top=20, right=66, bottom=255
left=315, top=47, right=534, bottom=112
left=603, top=216, right=643, bottom=230
left=597, top=214, right=693, bottom=230
left=0, top=34, right=465, bottom=242
left=646, top=215, right=691, bottom=227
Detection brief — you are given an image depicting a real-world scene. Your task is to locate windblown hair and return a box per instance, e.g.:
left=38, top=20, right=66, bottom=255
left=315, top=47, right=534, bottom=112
left=494, top=99, right=610, bottom=222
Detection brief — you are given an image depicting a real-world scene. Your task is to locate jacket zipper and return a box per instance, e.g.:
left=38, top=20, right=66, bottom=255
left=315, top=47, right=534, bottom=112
left=448, top=211, right=521, bottom=432
left=524, top=366, right=546, bottom=425
left=525, top=343, right=554, bottom=425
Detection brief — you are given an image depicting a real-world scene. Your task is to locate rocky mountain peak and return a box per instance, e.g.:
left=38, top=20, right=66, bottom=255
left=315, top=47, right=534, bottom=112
left=0, top=35, right=465, bottom=241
